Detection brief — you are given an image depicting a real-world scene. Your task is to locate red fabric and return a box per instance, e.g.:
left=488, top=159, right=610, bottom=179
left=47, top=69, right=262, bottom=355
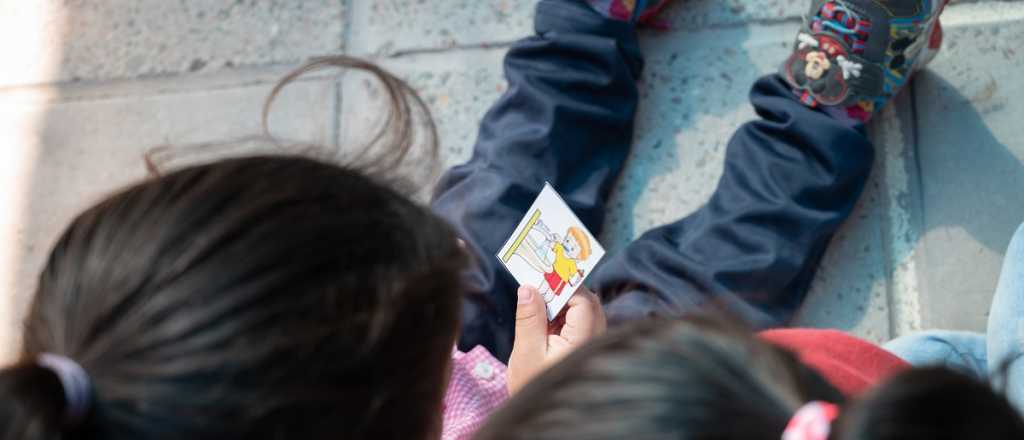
left=760, top=329, right=910, bottom=396
left=441, top=329, right=910, bottom=438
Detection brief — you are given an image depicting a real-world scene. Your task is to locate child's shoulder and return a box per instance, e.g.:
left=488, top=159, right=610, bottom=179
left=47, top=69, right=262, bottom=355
left=445, top=346, right=509, bottom=440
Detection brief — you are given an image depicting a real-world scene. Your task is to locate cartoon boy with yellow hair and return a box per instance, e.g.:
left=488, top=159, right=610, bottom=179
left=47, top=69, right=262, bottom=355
left=513, top=219, right=593, bottom=303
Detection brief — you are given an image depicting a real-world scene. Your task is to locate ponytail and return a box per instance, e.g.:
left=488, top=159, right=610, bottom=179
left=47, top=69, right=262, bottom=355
left=0, top=363, right=72, bottom=439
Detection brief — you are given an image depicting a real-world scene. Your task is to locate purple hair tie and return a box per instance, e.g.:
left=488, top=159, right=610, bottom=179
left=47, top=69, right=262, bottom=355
left=37, top=353, right=92, bottom=425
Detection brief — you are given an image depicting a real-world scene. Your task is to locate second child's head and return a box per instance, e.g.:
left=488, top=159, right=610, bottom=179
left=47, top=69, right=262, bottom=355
left=0, top=58, right=466, bottom=439
left=478, top=317, right=1024, bottom=440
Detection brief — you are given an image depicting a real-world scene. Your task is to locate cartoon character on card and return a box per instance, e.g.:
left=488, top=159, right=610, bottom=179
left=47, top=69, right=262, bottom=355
left=512, top=217, right=592, bottom=303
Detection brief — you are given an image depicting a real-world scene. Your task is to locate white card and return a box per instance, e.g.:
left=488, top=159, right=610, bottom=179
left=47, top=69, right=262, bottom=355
left=496, top=184, right=606, bottom=320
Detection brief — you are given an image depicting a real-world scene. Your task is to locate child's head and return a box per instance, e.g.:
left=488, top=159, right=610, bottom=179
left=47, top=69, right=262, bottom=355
left=836, top=365, right=1024, bottom=439
left=563, top=226, right=591, bottom=260
left=477, top=317, right=1024, bottom=440
left=0, top=59, right=466, bottom=439
left=478, top=316, right=843, bottom=439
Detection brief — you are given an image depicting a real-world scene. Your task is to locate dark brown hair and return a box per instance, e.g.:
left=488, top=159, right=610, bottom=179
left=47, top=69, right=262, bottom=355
left=476, top=316, right=845, bottom=440
left=0, top=57, right=465, bottom=440
left=477, top=317, right=1024, bottom=440
left=836, top=366, right=1024, bottom=440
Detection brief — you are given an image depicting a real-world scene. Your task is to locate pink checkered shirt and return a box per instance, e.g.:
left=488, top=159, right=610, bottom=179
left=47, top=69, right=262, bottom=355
left=442, top=346, right=509, bottom=440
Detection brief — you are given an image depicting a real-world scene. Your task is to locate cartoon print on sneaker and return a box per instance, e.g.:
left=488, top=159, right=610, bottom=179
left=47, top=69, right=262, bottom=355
left=879, top=2, right=944, bottom=101
left=804, top=52, right=831, bottom=79
left=781, top=0, right=948, bottom=121
left=784, top=34, right=858, bottom=107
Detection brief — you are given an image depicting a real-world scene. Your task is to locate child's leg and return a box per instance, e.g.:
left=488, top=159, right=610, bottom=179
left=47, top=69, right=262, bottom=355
left=430, top=0, right=643, bottom=360
left=986, top=222, right=1024, bottom=411
left=591, top=0, right=946, bottom=328
left=589, top=75, right=874, bottom=327
left=883, top=331, right=988, bottom=379
left=880, top=223, right=1024, bottom=413
left=885, top=223, right=1024, bottom=412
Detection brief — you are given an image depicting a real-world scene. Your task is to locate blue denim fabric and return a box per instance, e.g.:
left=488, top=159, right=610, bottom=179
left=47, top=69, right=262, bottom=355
left=886, top=222, right=1024, bottom=412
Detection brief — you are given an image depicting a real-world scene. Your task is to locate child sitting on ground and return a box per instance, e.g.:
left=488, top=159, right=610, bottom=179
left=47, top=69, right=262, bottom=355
left=0, top=0, right=970, bottom=437
left=439, top=0, right=949, bottom=433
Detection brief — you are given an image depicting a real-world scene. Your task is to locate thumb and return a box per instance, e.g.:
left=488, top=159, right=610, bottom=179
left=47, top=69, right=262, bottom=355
left=512, top=286, right=549, bottom=361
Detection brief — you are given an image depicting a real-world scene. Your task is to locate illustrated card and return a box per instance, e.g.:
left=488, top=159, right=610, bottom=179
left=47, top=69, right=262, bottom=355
left=496, top=184, right=606, bottom=320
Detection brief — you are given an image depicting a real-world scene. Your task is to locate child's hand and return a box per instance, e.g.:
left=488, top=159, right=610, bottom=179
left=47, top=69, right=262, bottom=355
left=506, top=285, right=606, bottom=395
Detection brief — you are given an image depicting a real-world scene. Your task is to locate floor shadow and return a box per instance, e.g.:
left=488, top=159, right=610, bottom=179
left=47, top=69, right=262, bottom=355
left=906, top=69, right=1024, bottom=330
left=914, top=70, right=1024, bottom=253
left=796, top=68, right=1024, bottom=337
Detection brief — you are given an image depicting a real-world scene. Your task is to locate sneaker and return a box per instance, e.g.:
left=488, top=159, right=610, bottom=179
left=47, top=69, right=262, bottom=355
left=587, top=0, right=673, bottom=25
left=780, top=0, right=949, bottom=121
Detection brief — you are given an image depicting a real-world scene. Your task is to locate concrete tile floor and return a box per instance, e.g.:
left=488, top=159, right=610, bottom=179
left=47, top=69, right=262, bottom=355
left=0, top=0, right=1021, bottom=361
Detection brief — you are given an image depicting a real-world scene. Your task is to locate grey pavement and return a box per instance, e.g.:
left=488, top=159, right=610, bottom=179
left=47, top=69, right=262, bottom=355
left=0, top=0, right=1021, bottom=361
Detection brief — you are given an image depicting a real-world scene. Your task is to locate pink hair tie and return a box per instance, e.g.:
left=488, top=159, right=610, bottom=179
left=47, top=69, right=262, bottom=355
left=782, top=401, right=839, bottom=440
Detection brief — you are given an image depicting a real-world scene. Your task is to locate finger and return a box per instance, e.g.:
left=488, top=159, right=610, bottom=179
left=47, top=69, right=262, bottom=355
left=560, top=286, right=607, bottom=345
left=544, top=334, right=574, bottom=365
left=511, top=286, right=549, bottom=362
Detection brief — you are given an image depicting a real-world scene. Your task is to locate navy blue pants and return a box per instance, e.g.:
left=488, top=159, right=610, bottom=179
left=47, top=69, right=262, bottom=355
left=430, top=0, right=873, bottom=362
